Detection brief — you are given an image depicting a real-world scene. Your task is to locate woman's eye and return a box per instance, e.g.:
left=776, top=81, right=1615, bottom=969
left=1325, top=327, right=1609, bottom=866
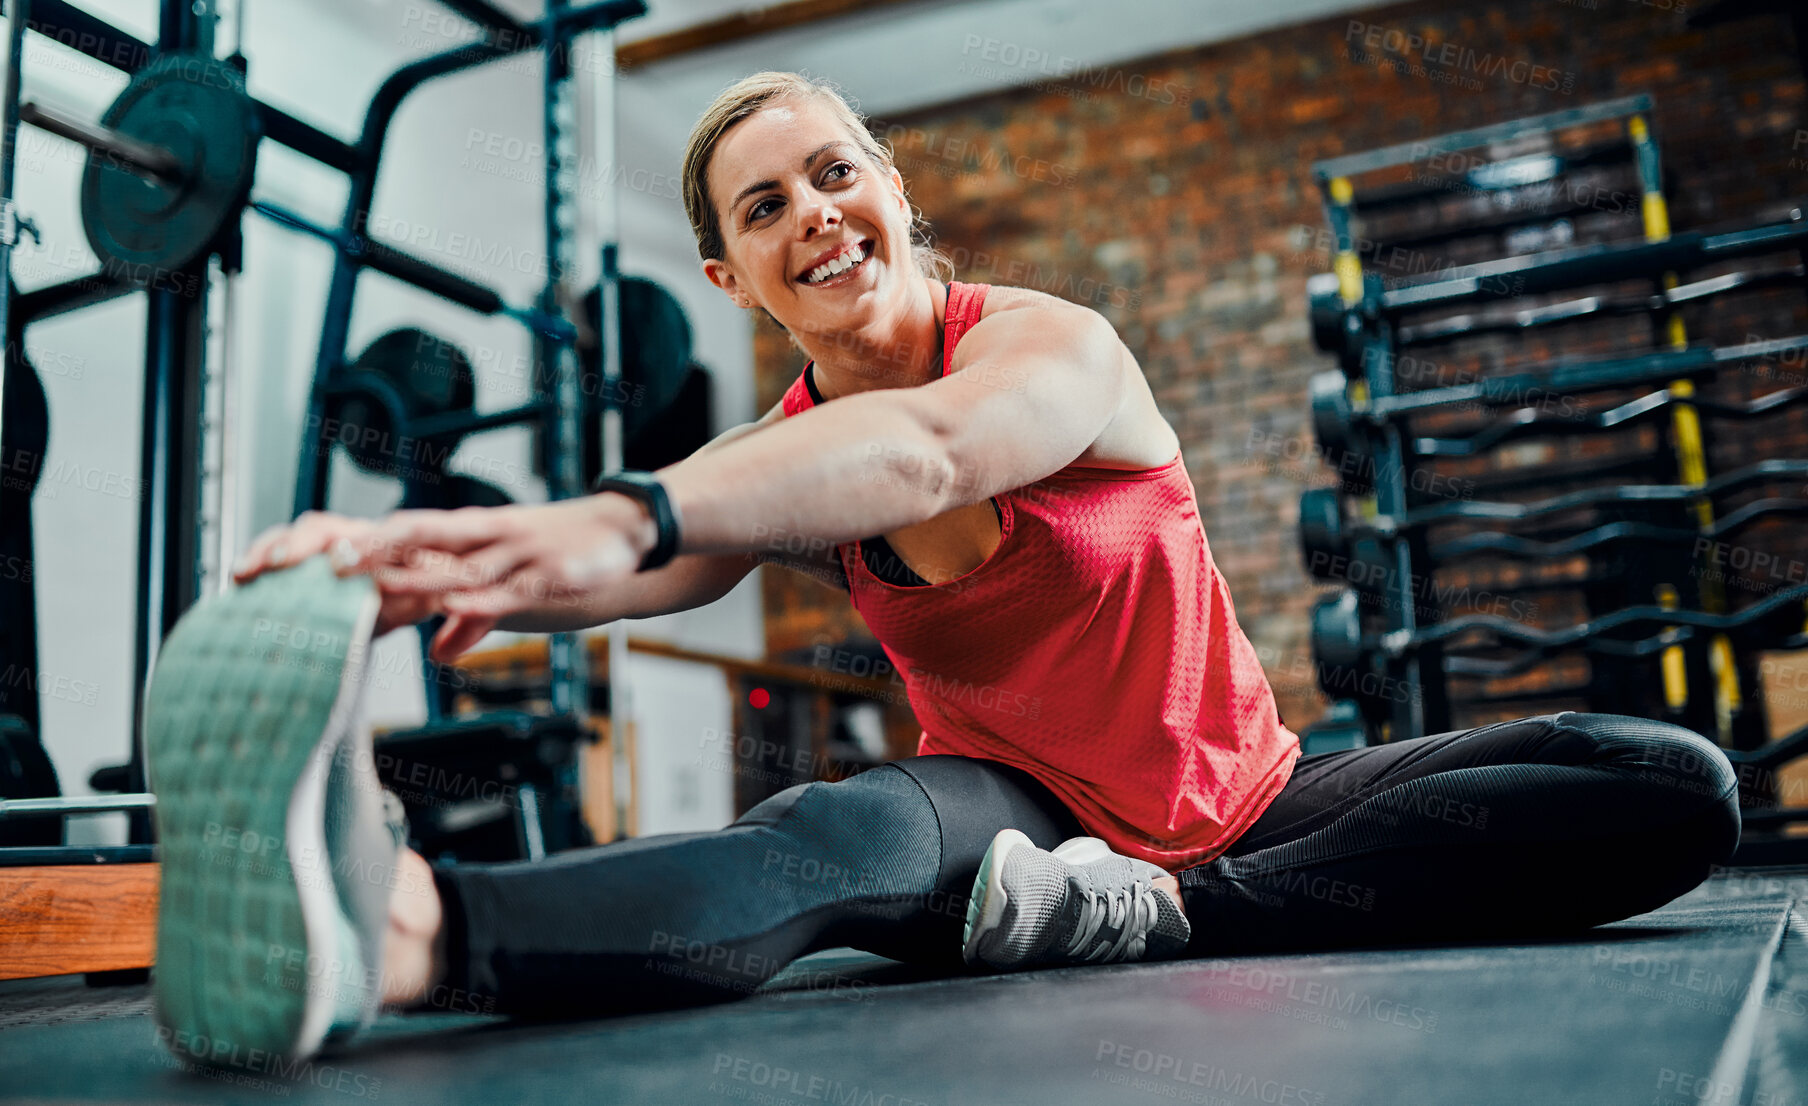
left=747, top=163, right=852, bottom=222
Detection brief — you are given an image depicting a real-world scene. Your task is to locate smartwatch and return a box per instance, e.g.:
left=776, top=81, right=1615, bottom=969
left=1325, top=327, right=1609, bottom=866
left=589, top=470, right=683, bottom=572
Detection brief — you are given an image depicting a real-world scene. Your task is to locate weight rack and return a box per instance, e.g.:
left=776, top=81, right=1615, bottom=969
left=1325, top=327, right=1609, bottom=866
left=1299, top=96, right=1808, bottom=854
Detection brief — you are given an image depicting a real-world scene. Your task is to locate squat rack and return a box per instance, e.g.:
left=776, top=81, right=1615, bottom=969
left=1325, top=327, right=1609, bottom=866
left=0, top=0, right=644, bottom=852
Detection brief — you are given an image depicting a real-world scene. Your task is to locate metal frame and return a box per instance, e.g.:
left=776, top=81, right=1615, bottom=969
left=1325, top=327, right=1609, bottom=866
left=0, top=0, right=644, bottom=855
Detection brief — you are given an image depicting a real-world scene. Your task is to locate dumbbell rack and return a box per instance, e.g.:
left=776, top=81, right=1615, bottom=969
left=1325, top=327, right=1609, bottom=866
left=0, top=0, right=646, bottom=877
left=1300, top=97, right=1808, bottom=851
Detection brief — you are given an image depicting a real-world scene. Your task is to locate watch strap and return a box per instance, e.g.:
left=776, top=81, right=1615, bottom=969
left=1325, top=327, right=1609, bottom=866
left=588, top=470, right=682, bottom=572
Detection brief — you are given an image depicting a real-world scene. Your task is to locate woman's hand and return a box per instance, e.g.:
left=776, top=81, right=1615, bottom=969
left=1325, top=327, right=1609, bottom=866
left=338, top=495, right=656, bottom=655
left=233, top=511, right=470, bottom=660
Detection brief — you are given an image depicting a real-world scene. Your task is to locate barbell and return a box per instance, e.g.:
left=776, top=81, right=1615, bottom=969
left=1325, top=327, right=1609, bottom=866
left=21, top=55, right=573, bottom=341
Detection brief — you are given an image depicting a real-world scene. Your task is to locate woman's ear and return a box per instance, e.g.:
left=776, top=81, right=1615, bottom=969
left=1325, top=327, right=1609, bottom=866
left=702, top=258, right=752, bottom=308
left=887, top=164, right=907, bottom=214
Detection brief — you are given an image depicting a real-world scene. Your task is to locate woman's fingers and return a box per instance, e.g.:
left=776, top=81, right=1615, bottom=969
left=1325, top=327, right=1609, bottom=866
left=364, top=539, right=534, bottom=598
left=232, top=524, right=288, bottom=583
left=234, top=512, right=372, bottom=583
left=372, top=591, right=445, bottom=639
left=351, top=507, right=514, bottom=572
left=441, top=583, right=536, bottom=620
left=428, top=611, right=501, bottom=665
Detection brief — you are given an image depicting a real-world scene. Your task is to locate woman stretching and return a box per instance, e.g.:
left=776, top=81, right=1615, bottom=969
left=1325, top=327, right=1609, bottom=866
left=148, top=72, right=1741, bottom=1062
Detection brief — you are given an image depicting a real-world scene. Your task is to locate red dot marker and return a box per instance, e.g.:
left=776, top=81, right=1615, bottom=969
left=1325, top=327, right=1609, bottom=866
left=749, top=688, right=770, bottom=709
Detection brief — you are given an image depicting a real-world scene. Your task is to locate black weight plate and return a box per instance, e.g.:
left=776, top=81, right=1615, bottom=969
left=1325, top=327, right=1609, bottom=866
left=581, top=277, right=693, bottom=439
left=0, top=713, right=62, bottom=846
left=439, top=474, right=512, bottom=509
left=80, top=54, right=260, bottom=278
left=2, top=309, right=48, bottom=498
left=1298, top=487, right=1344, bottom=579
left=355, top=328, right=476, bottom=415
left=1307, top=272, right=1345, bottom=354
left=336, top=329, right=476, bottom=475
left=1348, top=537, right=1392, bottom=595
left=0, top=286, right=45, bottom=735
left=1309, top=371, right=1352, bottom=466
left=1310, top=588, right=1365, bottom=679
left=623, top=364, right=713, bottom=472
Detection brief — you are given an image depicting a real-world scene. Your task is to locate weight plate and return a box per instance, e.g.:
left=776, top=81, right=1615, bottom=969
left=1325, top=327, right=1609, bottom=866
left=1348, top=537, right=1392, bottom=596
left=439, top=474, right=512, bottom=510
left=1310, top=588, right=1365, bottom=677
left=1307, top=272, right=1345, bottom=355
left=80, top=54, right=260, bottom=279
left=335, top=329, right=476, bottom=476
left=1298, top=487, right=1344, bottom=579
left=0, top=714, right=62, bottom=846
left=581, top=277, right=693, bottom=440
left=2, top=288, right=48, bottom=498
left=1309, top=370, right=1371, bottom=493
left=1309, top=370, right=1351, bottom=463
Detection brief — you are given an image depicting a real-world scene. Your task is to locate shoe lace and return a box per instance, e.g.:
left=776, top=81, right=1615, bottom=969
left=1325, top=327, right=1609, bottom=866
left=1063, top=879, right=1159, bottom=963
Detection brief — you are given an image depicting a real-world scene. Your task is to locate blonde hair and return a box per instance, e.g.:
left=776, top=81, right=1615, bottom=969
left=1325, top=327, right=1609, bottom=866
left=681, top=71, right=953, bottom=285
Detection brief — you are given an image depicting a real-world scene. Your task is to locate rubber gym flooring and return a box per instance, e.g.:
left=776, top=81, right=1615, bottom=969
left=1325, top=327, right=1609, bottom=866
left=2, top=864, right=1804, bottom=1106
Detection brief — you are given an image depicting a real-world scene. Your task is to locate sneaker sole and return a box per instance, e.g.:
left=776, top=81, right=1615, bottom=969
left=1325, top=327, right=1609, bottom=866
left=145, top=555, right=379, bottom=1061
left=962, top=828, right=1035, bottom=967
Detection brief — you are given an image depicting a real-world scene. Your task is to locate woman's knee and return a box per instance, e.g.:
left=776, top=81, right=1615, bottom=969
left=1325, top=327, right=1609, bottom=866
left=1551, top=713, right=1741, bottom=858
left=732, top=767, right=942, bottom=880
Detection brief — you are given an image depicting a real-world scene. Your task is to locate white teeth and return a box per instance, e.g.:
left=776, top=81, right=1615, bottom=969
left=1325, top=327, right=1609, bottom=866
left=806, top=243, right=866, bottom=284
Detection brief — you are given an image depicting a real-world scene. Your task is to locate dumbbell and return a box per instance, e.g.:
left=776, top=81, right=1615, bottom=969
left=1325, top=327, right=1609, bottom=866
left=1308, top=370, right=1374, bottom=492
left=1297, top=488, right=1393, bottom=591
left=1307, top=272, right=1367, bottom=376
left=1307, top=589, right=1402, bottom=721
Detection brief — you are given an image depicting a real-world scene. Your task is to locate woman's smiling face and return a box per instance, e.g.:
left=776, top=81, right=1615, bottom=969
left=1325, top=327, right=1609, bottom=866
left=703, top=94, right=912, bottom=337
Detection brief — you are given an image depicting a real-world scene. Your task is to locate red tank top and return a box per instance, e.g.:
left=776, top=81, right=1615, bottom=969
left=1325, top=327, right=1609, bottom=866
left=781, top=281, right=1299, bottom=869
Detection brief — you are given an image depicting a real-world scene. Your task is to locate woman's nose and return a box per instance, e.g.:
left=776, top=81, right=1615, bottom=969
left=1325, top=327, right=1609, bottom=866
left=795, top=191, right=840, bottom=237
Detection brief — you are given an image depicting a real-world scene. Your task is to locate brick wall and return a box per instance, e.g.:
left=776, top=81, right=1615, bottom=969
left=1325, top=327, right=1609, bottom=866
left=752, top=0, right=1808, bottom=735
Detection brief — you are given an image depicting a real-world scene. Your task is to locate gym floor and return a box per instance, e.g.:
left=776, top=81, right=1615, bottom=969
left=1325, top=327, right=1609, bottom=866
left=4, top=866, right=1805, bottom=1105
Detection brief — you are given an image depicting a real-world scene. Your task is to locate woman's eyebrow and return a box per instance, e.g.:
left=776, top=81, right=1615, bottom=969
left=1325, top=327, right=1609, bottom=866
left=729, top=141, right=851, bottom=212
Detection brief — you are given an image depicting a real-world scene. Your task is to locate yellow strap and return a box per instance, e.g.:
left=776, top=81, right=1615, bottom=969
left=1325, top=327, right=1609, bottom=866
left=1656, top=585, right=1687, bottom=711
left=1334, top=252, right=1363, bottom=305
left=1642, top=193, right=1671, bottom=242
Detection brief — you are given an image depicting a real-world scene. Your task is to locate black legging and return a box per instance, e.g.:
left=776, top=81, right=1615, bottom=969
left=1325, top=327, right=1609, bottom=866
left=431, top=712, right=1740, bottom=1015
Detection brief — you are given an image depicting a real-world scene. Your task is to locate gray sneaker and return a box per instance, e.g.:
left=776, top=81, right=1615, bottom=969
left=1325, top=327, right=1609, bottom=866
left=962, top=829, right=1191, bottom=971
left=146, top=555, right=400, bottom=1062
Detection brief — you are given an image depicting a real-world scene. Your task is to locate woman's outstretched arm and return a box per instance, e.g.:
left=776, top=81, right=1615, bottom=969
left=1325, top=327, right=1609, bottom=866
left=343, top=301, right=1125, bottom=632
left=662, top=302, right=1123, bottom=555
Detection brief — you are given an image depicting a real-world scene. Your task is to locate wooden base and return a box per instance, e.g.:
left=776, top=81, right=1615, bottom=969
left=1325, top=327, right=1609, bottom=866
left=0, top=863, right=158, bottom=981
